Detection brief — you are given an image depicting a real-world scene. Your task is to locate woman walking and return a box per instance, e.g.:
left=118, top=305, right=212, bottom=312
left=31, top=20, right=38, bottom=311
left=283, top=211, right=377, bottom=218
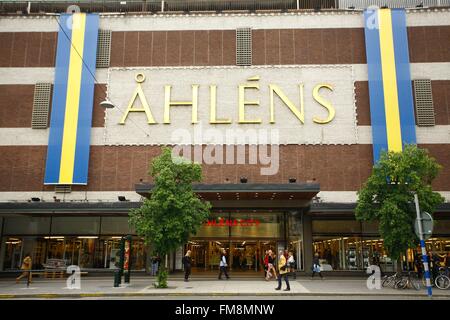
left=265, top=250, right=277, bottom=281
left=311, top=252, right=323, bottom=279
left=263, top=250, right=269, bottom=279
left=16, top=253, right=32, bottom=284
left=182, top=250, right=192, bottom=282
left=218, top=248, right=230, bottom=280
left=275, top=250, right=290, bottom=291
left=287, top=251, right=296, bottom=280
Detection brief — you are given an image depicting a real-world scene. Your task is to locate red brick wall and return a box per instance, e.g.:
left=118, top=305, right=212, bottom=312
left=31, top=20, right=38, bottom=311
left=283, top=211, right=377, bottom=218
left=2, top=26, right=447, bottom=67
left=0, top=144, right=449, bottom=192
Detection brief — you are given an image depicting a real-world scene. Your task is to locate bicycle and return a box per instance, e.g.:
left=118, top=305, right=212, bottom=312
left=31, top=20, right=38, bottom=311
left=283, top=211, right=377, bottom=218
left=435, top=267, right=450, bottom=290
left=382, top=273, right=403, bottom=288
left=394, top=271, right=421, bottom=290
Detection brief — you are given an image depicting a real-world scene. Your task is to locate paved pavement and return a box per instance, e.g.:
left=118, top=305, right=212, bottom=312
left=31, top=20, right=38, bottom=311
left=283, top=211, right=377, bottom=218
left=0, top=275, right=449, bottom=299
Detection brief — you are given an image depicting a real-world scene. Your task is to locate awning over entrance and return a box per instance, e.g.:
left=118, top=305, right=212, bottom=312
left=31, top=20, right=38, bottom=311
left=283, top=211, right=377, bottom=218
left=135, top=183, right=320, bottom=209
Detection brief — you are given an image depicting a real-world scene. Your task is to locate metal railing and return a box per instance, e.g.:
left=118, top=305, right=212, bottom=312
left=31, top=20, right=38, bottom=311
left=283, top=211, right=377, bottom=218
left=339, top=0, right=450, bottom=9
left=0, top=0, right=448, bottom=15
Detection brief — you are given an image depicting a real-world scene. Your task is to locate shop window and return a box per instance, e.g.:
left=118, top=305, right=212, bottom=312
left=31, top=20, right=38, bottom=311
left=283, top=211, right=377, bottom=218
left=312, top=236, right=390, bottom=271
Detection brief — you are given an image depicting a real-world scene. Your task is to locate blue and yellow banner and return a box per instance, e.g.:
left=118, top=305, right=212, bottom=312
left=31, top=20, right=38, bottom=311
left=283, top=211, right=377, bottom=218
left=44, top=13, right=99, bottom=184
left=363, top=8, right=416, bottom=163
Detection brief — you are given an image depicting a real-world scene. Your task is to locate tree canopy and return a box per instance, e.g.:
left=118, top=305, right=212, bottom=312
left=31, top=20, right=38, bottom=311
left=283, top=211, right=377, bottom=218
left=129, top=147, right=211, bottom=258
left=355, top=145, right=444, bottom=261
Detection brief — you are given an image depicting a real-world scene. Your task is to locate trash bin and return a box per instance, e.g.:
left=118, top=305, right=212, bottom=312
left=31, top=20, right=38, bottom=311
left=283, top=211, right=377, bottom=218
left=114, top=269, right=121, bottom=287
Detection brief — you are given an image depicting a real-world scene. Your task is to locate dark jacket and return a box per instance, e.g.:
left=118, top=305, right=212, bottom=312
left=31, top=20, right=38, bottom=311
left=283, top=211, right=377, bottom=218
left=182, top=256, right=192, bottom=268
left=313, top=256, right=320, bottom=266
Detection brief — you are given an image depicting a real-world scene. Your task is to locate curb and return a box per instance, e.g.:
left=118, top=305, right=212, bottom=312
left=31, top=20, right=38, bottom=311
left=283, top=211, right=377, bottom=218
left=1, top=291, right=449, bottom=299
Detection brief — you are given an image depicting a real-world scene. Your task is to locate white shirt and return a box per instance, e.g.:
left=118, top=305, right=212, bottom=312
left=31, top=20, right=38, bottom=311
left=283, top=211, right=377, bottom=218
left=219, top=255, right=227, bottom=267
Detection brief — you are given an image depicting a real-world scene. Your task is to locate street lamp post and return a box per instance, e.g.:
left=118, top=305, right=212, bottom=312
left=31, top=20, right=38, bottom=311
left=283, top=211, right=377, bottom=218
left=413, top=192, right=433, bottom=297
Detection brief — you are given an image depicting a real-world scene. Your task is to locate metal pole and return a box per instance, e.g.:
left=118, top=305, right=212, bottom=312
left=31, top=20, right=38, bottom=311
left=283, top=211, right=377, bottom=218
left=414, top=192, right=432, bottom=297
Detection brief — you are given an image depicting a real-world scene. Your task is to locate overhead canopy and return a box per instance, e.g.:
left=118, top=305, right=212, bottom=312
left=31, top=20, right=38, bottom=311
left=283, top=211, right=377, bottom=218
left=135, top=182, right=320, bottom=209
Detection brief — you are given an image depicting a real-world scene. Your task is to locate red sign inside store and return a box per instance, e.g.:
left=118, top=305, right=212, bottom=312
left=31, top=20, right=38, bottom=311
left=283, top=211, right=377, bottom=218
left=204, top=218, right=260, bottom=227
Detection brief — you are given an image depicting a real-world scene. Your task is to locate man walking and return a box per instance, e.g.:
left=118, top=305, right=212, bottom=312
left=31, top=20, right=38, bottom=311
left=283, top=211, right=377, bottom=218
left=182, top=250, right=192, bottom=282
left=218, top=248, right=230, bottom=280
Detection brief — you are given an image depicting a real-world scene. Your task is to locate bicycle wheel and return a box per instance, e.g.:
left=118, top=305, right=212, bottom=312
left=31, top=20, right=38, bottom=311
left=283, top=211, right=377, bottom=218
left=435, top=275, right=450, bottom=290
left=382, top=276, right=392, bottom=288
left=395, top=278, right=407, bottom=289
left=409, top=273, right=421, bottom=290
left=411, top=279, right=421, bottom=290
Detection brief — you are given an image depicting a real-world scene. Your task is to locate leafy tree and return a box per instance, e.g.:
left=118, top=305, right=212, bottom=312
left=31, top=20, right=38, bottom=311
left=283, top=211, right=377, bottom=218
left=129, top=147, right=211, bottom=287
left=356, top=145, right=444, bottom=271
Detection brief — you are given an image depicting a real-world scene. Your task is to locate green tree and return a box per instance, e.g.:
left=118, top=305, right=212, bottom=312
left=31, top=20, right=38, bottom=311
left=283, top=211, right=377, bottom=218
left=356, top=145, right=444, bottom=271
left=129, top=147, right=211, bottom=287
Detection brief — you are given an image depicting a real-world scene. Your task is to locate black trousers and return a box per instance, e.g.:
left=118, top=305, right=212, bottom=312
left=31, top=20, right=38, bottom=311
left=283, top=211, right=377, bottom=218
left=312, top=271, right=323, bottom=278
left=184, top=266, right=191, bottom=280
left=277, top=273, right=290, bottom=289
left=219, top=266, right=229, bottom=279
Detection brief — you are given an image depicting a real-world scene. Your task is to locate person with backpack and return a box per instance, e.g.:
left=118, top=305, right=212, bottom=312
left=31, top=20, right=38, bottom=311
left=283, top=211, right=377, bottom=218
left=182, top=250, right=192, bottom=282
left=218, top=248, right=230, bottom=280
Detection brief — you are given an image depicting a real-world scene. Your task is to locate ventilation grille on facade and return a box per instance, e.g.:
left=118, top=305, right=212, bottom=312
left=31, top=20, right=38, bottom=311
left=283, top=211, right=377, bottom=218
left=96, top=29, right=112, bottom=68
left=413, top=79, right=435, bottom=126
left=31, top=83, right=52, bottom=129
left=236, top=28, right=252, bottom=66
left=55, top=185, right=72, bottom=193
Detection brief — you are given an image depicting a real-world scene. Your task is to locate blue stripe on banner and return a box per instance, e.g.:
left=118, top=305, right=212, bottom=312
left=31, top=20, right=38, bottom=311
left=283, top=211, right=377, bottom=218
left=72, top=14, right=99, bottom=184
left=44, top=15, right=72, bottom=184
left=364, top=9, right=389, bottom=163
left=391, top=9, right=417, bottom=146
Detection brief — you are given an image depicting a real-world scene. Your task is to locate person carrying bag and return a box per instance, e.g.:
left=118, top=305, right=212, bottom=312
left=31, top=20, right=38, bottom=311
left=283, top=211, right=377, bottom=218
left=218, top=248, right=230, bottom=280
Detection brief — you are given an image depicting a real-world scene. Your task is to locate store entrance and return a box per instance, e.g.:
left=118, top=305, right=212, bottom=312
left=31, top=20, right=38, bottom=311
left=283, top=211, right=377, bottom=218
left=185, top=240, right=277, bottom=274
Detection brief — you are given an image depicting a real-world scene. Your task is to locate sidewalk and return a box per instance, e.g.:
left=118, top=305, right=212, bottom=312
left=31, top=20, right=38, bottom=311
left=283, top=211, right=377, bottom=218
left=1, top=276, right=449, bottom=299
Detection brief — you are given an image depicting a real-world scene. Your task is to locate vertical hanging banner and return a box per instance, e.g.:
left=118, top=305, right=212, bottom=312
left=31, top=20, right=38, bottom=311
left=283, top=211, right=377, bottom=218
left=363, top=8, right=416, bottom=163
left=44, top=13, right=99, bottom=184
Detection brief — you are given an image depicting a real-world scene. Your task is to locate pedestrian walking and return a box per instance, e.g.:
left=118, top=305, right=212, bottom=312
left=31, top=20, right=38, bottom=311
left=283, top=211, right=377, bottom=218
left=287, top=251, right=296, bottom=280
left=218, top=248, right=230, bottom=280
left=265, top=250, right=277, bottom=281
left=311, top=252, right=323, bottom=279
left=263, top=250, right=269, bottom=279
left=16, top=253, right=32, bottom=284
left=275, top=250, right=290, bottom=291
left=151, top=255, right=160, bottom=276
left=182, top=250, right=192, bottom=282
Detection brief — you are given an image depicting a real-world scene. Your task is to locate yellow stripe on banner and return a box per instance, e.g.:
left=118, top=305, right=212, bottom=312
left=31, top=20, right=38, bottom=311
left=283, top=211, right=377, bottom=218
left=378, top=9, right=402, bottom=153
left=59, top=13, right=86, bottom=183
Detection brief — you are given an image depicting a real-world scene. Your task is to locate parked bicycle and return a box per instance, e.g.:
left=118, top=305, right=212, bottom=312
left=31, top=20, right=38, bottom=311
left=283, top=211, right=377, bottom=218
left=382, top=273, right=403, bottom=288
left=435, top=267, right=450, bottom=290
left=394, top=271, right=421, bottom=290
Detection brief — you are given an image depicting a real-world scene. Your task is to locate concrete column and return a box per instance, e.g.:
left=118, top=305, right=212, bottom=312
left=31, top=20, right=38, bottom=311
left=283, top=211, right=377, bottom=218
left=303, top=213, right=313, bottom=275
